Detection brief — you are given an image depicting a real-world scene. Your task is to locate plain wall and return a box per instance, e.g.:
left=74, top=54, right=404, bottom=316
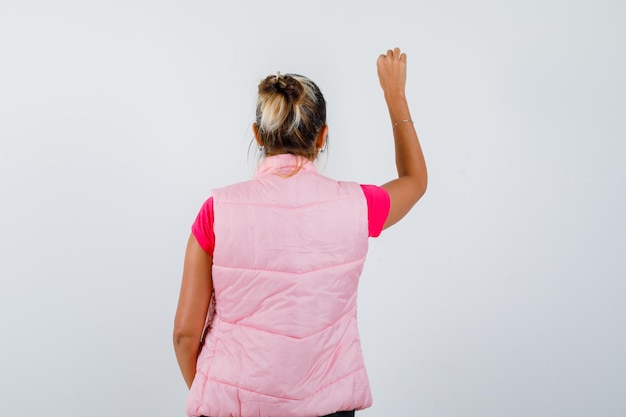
left=1, top=0, right=624, bottom=416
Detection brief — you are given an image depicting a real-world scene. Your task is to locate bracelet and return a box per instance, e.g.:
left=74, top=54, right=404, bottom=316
left=392, top=119, right=414, bottom=129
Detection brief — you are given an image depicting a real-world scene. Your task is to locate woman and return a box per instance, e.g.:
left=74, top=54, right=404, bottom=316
left=174, top=47, right=427, bottom=417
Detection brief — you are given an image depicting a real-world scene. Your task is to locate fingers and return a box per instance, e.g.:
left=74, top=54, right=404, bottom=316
left=380, top=47, right=406, bottom=61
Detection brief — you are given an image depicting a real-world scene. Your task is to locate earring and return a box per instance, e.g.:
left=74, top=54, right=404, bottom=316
left=259, top=145, right=264, bottom=152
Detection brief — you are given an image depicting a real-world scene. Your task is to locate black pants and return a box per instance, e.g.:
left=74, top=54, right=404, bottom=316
left=201, top=412, right=354, bottom=417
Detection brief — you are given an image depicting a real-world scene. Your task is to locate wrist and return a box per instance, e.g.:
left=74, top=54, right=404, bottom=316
left=383, top=90, right=407, bottom=101
left=392, top=119, right=414, bottom=129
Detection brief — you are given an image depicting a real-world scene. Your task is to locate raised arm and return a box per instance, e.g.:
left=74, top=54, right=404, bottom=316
left=377, top=47, right=428, bottom=229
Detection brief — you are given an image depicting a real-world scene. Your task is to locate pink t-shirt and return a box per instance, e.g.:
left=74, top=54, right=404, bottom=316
left=192, top=184, right=390, bottom=255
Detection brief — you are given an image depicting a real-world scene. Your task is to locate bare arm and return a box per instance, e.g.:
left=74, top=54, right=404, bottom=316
left=173, top=234, right=213, bottom=388
left=377, top=48, right=428, bottom=229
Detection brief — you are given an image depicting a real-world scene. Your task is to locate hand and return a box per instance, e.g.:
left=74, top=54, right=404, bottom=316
left=377, top=47, right=407, bottom=97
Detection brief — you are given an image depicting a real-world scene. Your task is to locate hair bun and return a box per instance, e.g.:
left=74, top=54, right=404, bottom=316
left=260, top=73, right=304, bottom=102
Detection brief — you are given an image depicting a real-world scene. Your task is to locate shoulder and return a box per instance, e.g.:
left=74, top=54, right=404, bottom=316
left=212, top=177, right=259, bottom=201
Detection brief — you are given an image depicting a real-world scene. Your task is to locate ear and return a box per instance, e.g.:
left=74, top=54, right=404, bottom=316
left=252, top=123, right=263, bottom=146
left=315, top=125, right=329, bottom=150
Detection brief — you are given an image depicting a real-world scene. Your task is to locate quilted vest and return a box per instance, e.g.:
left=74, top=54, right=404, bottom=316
left=186, top=154, right=373, bottom=417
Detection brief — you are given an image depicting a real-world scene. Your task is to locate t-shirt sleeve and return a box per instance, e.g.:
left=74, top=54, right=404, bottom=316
left=360, top=184, right=391, bottom=238
left=191, top=197, right=215, bottom=255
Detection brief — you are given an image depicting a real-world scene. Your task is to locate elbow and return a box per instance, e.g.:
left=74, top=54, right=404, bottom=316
left=405, top=167, right=427, bottom=202
left=412, top=174, right=428, bottom=203
left=413, top=183, right=427, bottom=206
left=419, top=177, right=428, bottom=198
left=173, top=325, right=198, bottom=348
left=419, top=167, right=428, bottom=196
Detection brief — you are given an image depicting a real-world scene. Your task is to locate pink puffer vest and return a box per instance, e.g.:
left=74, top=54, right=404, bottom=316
left=186, top=154, right=373, bottom=417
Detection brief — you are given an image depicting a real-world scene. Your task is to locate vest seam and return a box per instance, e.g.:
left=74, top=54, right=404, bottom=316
left=217, top=307, right=356, bottom=340
left=214, top=194, right=364, bottom=210
left=212, top=255, right=367, bottom=275
left=203, top=363, right=368, bottom=402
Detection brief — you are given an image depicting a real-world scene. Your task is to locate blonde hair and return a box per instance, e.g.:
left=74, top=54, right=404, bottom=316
left=256, top=73, right=326, bottom=161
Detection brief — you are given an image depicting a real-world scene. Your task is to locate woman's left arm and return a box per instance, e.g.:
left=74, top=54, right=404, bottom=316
left=173, top=234, right=214, bottom=388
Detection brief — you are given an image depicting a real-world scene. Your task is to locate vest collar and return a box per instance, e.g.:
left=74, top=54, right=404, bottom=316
left=255, top=154, right=318, bottom=177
